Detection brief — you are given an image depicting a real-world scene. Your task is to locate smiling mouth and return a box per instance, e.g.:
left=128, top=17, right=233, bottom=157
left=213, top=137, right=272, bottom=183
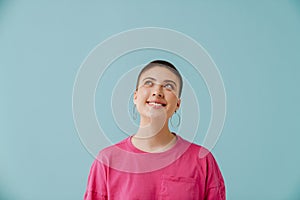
left=146, top=101, right=167, bottom=107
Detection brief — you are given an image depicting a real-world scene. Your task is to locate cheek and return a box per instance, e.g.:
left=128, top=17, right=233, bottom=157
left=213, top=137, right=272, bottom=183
left=140, top=88, right=150, bottom=97
left=166, top=91, right=178, bottom=99
left=166, top=95, right=179, bottom=107
left=169, top=90, right=180, bottom=99
left=136, top=89, right=150, bottom=102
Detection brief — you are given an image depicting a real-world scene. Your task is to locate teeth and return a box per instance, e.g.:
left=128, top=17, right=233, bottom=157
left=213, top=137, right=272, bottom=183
left=148, top=102, right=163, bottom=106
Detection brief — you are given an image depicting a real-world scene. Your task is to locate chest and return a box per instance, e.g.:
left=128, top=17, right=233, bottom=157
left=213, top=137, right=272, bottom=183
left=106, top=157, right=206, bottom=200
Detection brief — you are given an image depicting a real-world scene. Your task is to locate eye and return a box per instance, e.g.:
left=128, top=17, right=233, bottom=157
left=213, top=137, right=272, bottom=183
left=164, top=83, right=175, bottom=90
left=144, top=80, right=153, bottom=86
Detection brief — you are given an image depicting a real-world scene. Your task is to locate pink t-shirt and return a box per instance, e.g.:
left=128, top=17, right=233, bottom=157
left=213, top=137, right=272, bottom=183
left=84, top=135, right=225, bottom=200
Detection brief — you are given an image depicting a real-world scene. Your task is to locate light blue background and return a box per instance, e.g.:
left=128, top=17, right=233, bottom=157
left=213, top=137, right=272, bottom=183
left=1, top=1, right=300, bottom=199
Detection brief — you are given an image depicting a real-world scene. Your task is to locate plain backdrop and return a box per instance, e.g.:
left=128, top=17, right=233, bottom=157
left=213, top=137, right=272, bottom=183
left=1, top=1, right=300, bottom=199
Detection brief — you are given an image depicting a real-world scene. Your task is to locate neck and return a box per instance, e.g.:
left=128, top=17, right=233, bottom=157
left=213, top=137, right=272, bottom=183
left=132, top=119, right=177, bottom=152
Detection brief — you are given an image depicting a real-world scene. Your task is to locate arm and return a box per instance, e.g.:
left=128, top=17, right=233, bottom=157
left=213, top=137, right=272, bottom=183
left=204, top=153, right=226, bottom=200
left=84, top=158, right=108, bottom=200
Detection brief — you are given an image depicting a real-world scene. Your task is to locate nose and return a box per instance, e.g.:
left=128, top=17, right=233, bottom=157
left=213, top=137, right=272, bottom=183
left=152, top=84, right=164, bottom=98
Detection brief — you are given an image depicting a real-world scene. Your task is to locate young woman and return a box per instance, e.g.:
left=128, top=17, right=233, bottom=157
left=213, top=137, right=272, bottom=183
left=84, top=60, right=225, bottom=200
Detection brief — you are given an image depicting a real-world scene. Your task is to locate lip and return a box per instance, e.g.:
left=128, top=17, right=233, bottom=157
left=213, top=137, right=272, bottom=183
left=146, top=100, right=167, bottom=107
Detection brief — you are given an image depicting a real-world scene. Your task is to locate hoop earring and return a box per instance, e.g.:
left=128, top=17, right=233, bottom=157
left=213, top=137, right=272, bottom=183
left=170, top=111, right=181, bottom=128
left=132, top=104, right=137, bottom=120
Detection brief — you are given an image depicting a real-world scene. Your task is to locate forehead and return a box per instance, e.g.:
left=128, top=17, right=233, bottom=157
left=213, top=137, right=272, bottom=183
left=139, top=66, right=180, bottom=83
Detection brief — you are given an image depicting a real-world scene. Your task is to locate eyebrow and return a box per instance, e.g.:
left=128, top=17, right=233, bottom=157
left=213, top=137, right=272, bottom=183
left=142, top=77, right=177, bottom=87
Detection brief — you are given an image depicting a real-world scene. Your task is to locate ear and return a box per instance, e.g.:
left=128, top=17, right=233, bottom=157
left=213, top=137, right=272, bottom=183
left=176, top=98, right=181, bottom=110
left=133, top=90, right=137, bottom=105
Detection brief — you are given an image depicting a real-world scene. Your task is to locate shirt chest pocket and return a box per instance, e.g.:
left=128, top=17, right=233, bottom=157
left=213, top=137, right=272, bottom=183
left=159, top=175, right=199, bottom=200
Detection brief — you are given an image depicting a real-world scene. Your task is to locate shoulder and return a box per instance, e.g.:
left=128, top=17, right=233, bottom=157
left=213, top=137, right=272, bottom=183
left=94, top=137, right=130, bottom=164
left=177, top=136, right=222, bottom=173
left=99, top=137, right=128, bottom=154
left=100, top=136, right=129, bottom=152
left=178, top=136, right=214, bottom=160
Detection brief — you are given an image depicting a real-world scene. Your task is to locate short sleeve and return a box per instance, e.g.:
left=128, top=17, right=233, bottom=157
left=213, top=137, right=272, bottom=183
left=84, top=158, right=108, bottom=200
left=204, top=153, right=226, bottom=200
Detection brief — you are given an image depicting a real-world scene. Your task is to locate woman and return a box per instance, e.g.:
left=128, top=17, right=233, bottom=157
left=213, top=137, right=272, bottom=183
left=84, top=60, right=225, bottom=200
